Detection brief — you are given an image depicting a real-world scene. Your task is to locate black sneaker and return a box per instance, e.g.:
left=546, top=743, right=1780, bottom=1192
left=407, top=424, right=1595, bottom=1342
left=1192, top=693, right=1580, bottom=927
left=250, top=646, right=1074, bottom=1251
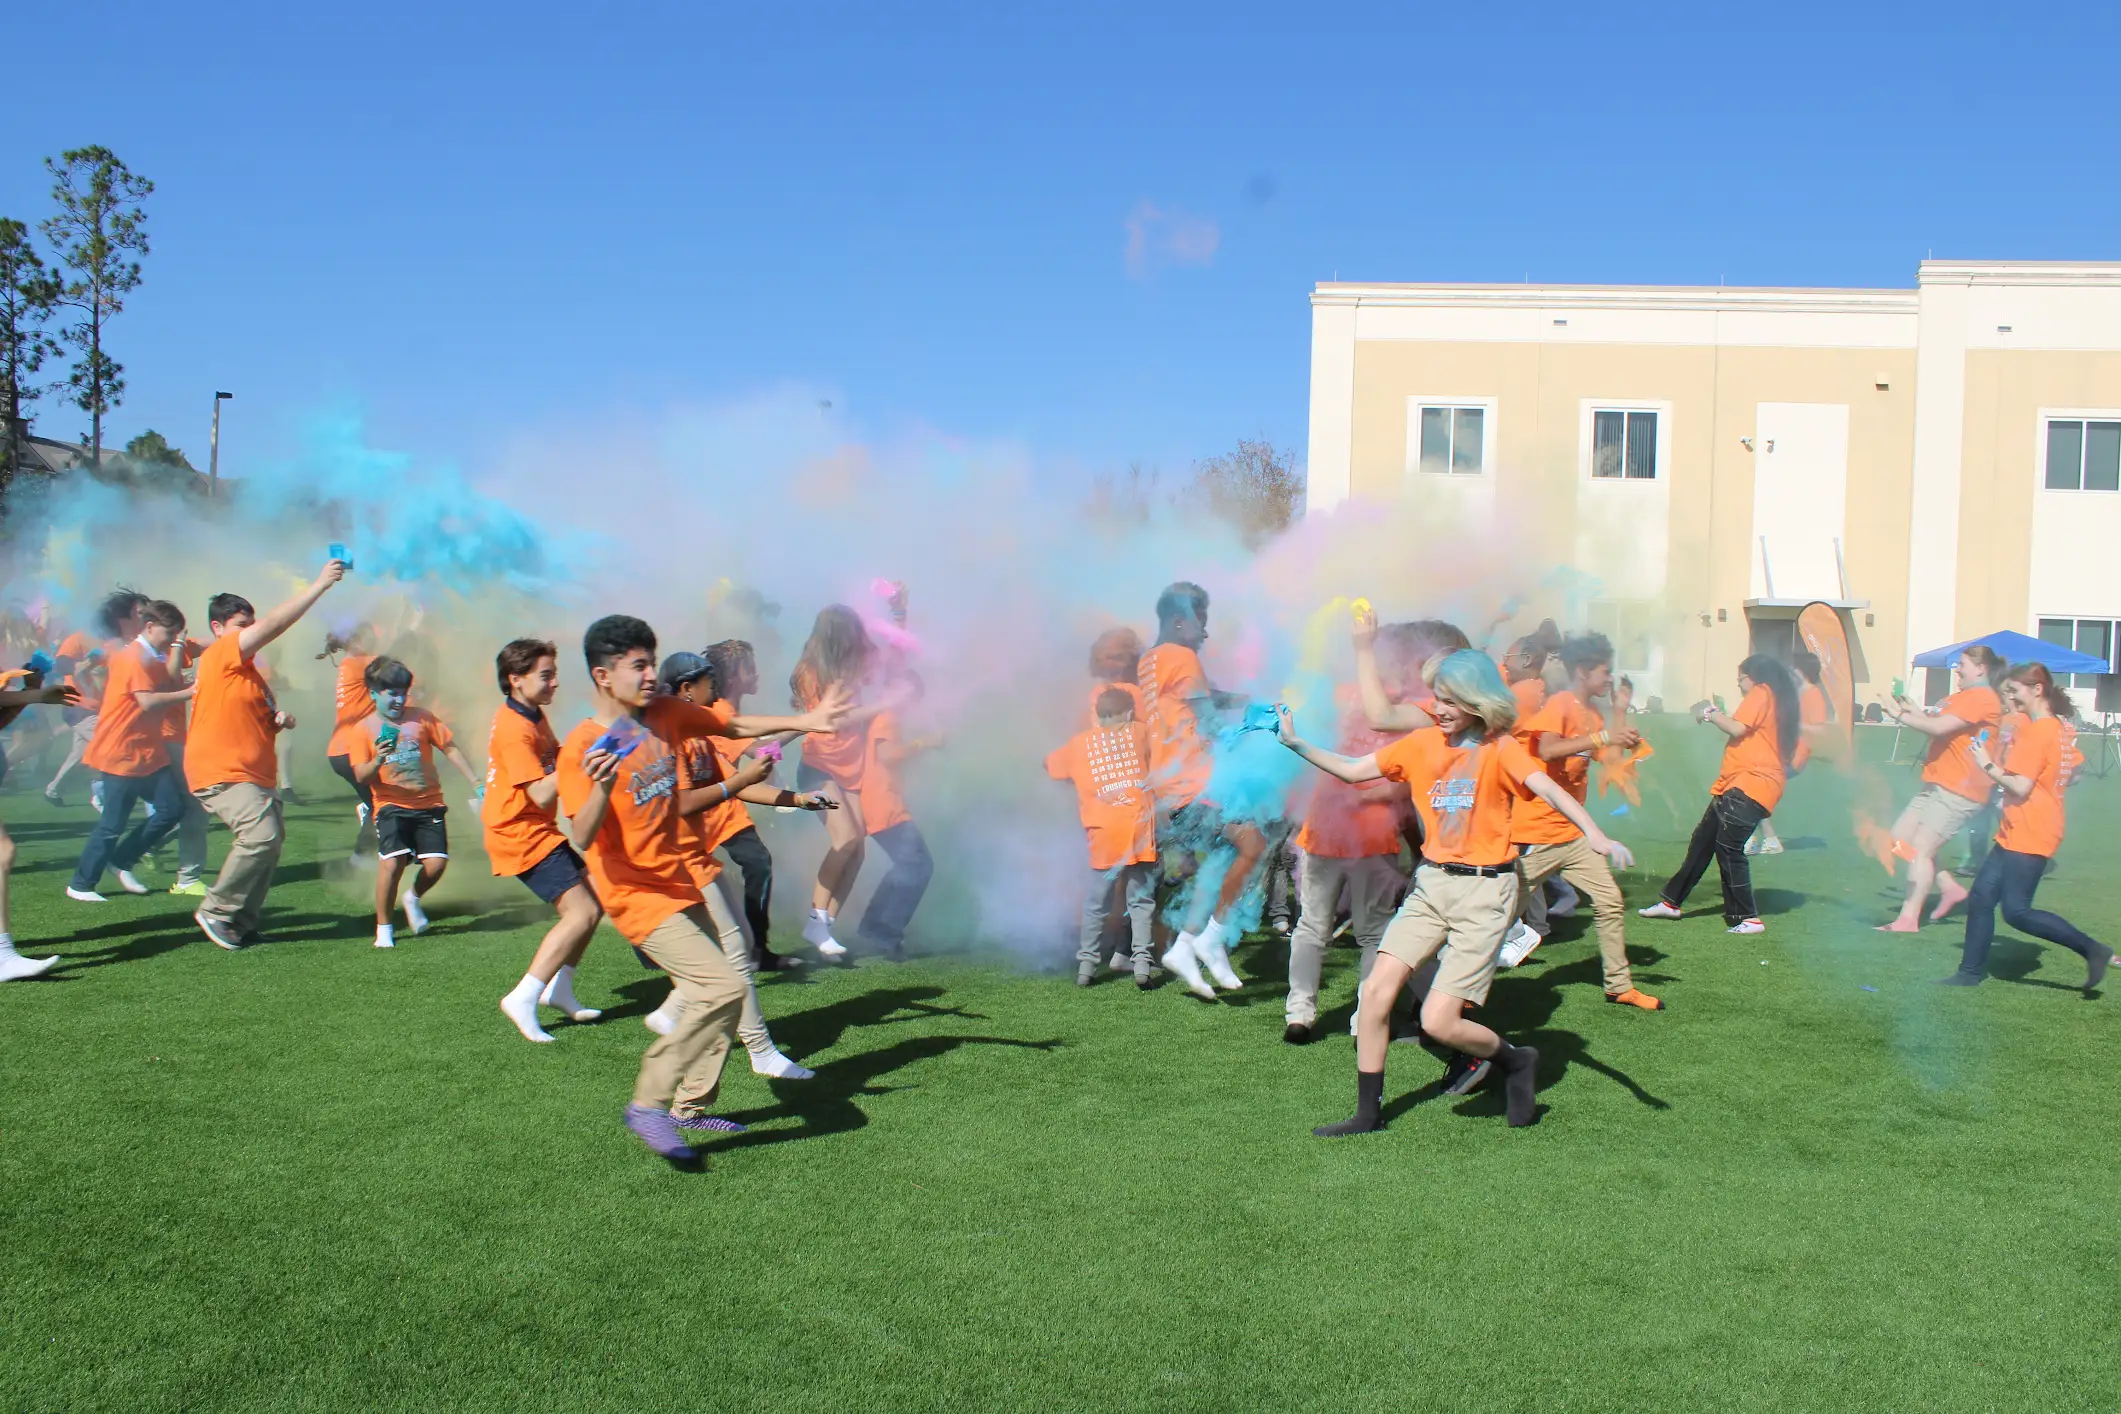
left=1440, top=1053, right=1492, bottom=1096
left=1282, top=1021, right=1315, bottom=1045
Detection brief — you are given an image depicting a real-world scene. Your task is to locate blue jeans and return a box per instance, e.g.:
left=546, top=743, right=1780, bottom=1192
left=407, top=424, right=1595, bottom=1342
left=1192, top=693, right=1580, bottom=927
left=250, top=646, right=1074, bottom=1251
left=1953, top=846, right=2107, bottom=980
left=856, top=821, right=933, bottom=949
left=71, top=765, right=188, bottom=891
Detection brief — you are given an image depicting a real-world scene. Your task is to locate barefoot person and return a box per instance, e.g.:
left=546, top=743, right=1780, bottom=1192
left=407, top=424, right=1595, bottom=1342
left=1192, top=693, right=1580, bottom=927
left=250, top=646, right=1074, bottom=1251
left=486, top=638, right=607, bottom=1042
left=1880, top=646, right=2005, bottom=931
left=0, top=674, right=83, bottom=978
left=1277, top=648, right=1633, bottom=1134
left=1638, top=654, right=1799, bottom=936
left=557, top=615, right=846, bottom=1161
left=187, top=560, right=347, bottom=949
left=1513, top=633, right=1662, bottom=1009
left=1940, top=664, right=2111, bottom=992
left=342, top=657, right=481, bottom=949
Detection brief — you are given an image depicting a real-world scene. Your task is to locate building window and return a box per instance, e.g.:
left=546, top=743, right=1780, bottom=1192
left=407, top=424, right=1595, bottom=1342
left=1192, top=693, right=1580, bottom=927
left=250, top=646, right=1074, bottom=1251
left=2038, top=617, right=2115, bottom=689
left=1417, top=405, right=1485, bottom=475
left=1586, top=600, right=1655, bottom=673
left=2045, top=418, right=2121, bottom=491
left=1592, top=409, right=1658, bottom=479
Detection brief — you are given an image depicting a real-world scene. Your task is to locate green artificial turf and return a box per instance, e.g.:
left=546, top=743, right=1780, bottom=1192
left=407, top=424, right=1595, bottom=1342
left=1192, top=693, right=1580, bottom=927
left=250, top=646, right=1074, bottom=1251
left=2, top=720, right=2117, bottom=1412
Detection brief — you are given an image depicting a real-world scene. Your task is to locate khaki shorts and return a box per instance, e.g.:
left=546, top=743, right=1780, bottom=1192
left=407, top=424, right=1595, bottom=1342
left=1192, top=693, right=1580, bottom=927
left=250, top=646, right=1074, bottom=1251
left=1894, top=783, right=1984, bottom=843
left=1377, top=865, right=1519, bottom=1007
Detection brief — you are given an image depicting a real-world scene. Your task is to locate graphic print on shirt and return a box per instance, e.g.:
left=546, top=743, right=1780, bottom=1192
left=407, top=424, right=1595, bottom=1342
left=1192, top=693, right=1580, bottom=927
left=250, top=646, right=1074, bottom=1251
left=1085, top=725, right=1147, bottom=805
left=629, top=750, right=677, bottom=807
left=1425, top=744, right=1485, bottom=858
left=376, top=720, right=431, bottom=792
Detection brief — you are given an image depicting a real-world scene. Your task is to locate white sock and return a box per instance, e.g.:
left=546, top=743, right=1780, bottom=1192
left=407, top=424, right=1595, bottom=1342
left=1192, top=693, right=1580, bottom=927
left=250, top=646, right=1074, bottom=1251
left=402, top=888, right=430, bottom=934
left=500, top=974, right=554, bottom=1042
left=749, top=1046, right=815, bottom=1080
left=374, top=923, right=396, bottom=949
left=539, top=964, right=603, bottom=1021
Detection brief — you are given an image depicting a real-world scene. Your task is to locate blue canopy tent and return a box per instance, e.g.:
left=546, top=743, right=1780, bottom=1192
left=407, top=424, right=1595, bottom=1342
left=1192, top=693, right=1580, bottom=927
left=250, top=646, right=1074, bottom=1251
left=1912, top=629, right=2110, bottom=674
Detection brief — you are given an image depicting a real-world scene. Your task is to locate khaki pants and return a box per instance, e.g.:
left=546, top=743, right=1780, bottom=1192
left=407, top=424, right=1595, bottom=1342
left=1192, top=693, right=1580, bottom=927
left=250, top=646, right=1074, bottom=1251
left=1517, top=837, right=1632, bottom=995
left=49, top=714, right=98, bottom=793
left=1285, top=852, right=1407, bottom=1025
left=637, top=904, right=748, bottom=1117
left=1378, top=866, right=1518, bottom=1006
left=194, top=782, right=284, bottom=936
left=709, top=874, right=774, bottom=1057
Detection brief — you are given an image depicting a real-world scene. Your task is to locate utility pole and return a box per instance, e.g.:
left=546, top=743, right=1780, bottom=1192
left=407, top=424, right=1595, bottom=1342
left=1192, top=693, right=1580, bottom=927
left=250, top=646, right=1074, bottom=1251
left=208, top=390, right=231, bottom=496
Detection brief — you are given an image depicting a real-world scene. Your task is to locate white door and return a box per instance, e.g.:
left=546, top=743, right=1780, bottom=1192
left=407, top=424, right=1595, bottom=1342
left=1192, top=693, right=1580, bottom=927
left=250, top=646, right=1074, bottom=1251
left=1749, top=402, right=1849, bottom=602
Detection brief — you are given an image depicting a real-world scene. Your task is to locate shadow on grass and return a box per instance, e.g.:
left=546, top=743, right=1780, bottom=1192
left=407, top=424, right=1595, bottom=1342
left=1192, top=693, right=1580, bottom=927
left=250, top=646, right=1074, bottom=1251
left=1985, top=937, right=2101, bottom=993
left=699, top=1033, right=1064, bottom=1153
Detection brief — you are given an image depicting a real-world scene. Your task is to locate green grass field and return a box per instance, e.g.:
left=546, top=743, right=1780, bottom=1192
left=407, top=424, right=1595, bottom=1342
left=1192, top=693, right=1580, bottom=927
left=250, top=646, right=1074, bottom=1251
left=3, top=720, right=2117, bottom=1412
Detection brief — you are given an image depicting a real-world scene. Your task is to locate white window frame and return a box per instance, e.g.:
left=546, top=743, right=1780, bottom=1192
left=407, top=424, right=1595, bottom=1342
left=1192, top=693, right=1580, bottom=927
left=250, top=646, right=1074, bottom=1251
left=1578, top=399, right=1671, bottom=484
left=2037, top=408, right=2121, bottom=494
left=2035, top=614, right=2117, bottom=689
left=1404, top=396, right=1497, bottom=478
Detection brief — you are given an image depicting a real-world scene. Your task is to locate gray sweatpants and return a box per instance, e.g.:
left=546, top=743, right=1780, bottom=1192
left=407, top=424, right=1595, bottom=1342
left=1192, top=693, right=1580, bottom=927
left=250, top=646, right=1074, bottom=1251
left=1079, top=861, right=1156, bottom=971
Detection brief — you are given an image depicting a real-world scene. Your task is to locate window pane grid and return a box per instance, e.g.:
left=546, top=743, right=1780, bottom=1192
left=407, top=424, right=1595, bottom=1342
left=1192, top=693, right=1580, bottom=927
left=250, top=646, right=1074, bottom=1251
left=1592, top=410, right=1624, bottom=479
left=1625, top=411, right=1657, bottom=478
left=1415, top=405, right=1483, bottom=475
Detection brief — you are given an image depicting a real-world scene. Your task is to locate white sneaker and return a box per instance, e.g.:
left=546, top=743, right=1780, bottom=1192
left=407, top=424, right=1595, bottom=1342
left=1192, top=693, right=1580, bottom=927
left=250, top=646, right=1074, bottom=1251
left=65, top=887, right=107, bottom=903
left=1161, top=934, right=1217, bottom=1000
left=357, top=801, right=371, bottom=828
left=1638, top=901, right=1682, bottom=920
left=802, top=909, right=847, bottom=959
left=0, top=947, right=59, bottom=981
left=1727, top=918, right=1766, bottom=935
left=401, top=889, right=430, bottom=935
left=1197, top=918, right=1244, bottom=991
left=1547, top=880, right=1580, bottom=918
left=374, top=925, right=395, bottom=949
left=750, top=1048, right=815, bottom=1079
left=90, top=783, right=104, bottom=813
left=500, top=991, right=555, bottom=1042
left=1500, top=920, right=1544, bottom=969
left=1757, top=837, right=1784, bottom=856
left=643, top=1004, right=683, bottom=1036
left=115, top=870, right=149, bottom=895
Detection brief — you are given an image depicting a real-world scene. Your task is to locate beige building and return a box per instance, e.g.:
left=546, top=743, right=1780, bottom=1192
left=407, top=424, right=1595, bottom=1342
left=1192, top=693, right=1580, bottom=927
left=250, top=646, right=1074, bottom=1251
left=1305, top=261, right=2121, bottom=708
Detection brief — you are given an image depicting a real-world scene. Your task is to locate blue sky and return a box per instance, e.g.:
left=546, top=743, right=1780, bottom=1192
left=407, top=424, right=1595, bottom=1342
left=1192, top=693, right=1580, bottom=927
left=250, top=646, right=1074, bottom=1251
left=4, top=1, right=2118, bottom=485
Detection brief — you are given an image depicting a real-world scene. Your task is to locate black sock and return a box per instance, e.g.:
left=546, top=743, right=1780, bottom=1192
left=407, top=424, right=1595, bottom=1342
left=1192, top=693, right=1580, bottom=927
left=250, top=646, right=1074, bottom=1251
left=1313, top=1068, right=1385, bottom=1137
left=1500, top=1045, right=1540, bottom=1127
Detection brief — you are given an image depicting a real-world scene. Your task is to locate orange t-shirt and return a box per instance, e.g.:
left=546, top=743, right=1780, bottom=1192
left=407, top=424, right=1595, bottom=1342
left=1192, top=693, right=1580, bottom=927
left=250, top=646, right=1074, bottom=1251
left=792, top=666, right=868, bottom=787
left=481, top=701, right=566, bottom=876
left=701, top=699, right=760, bottom=852
left=556, top=696, right=730, bottom=943
left=1375, top=727, right=1543, bottom=868
left=162, top=638, right=207, bottom=749
left=56, top=630, right=106, bottom=711
left=1510, top=677, right=1547, bottom=721
left=1511, top=689, right=1599, bottom=845
left=1921, top=686, right=2003, bottom=803
left=1295, top=700, right=1407, bottom=858
left=1084, top=680, right=1146, bottom=730
left=1045, top=720, right=1156, bottom=870
left=1996, top=714, right=2065, bottom=857
left=327, top=654, right=377, bottom=756
left=185, top=633, right=281, bottom=791
left=84, top=639, right=175, bottom=777
left=671, top=716, right=748, bottom=890
left=342, top=707, right=456, bottom=812
left=1711, top=684, right=1786, bottom=812
left=1138, top=643, right=1213, bottom=809
left=861, top=710, right=914, bottom=836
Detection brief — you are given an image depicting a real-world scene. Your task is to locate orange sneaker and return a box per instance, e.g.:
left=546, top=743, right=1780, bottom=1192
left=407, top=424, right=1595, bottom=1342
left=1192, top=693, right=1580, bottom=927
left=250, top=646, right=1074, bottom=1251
left=1607, top=987, right=1664, bottom=1011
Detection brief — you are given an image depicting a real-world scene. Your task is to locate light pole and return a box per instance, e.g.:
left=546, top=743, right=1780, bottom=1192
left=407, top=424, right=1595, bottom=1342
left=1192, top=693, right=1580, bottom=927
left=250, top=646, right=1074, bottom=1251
left=208, top=391, right=232, bottom=497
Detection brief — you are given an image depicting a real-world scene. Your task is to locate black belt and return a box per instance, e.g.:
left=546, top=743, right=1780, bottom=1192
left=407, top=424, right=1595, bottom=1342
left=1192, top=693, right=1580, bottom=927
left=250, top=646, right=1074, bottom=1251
left=1424, top=861, right=1515, bottom=878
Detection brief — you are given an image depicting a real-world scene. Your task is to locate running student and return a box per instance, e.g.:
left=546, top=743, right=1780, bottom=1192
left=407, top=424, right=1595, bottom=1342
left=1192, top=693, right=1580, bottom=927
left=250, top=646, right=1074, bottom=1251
left=323, top=624, right=381, bottom=864
left=66, top=599, right=196, bottom=903
left=1140, top=581, right=1268, bottom=998
left=187, top=561, right=346, bottom=950
left=342, top=656, right=480, bottom=949
left=486, top=638, right=607, bottom=1043
left=1276, top=648, right=1632, bottom=1134
left=1513, top=633, right=1662, bottom=1009
left=702, top=639, right=800, bottom=972
left=658, top=651, right=832, bottom=1078
left=1639, top=654, right=1800, bottom=935
left=159, top=630, right=212, bottom=896
left=1048, top=686, right=1158, bottom=988
left=1748, top=649, right=1830, bottom=858
left=788, top=604, right=917, bottom=960
left=0, top=673, right=84, bottom=979
left=557, top=615, right=847, bottom=1162
left=1879, top=645, right=2005, bottom=932
left=47, top=589, right=149, bottom=808
left=853, top=707, right=934, bottom=959
left=1939, top=663, right=2112, bottom=992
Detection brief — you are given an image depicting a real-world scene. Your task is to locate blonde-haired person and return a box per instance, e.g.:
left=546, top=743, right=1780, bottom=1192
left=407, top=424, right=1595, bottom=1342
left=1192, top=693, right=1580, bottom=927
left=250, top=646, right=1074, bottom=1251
left=1879, top=645, right=2005, bottom=932
left=1277, top=647, right=1634, bottom=1134
left=1639, top=654, right=1800, bottom=935
left=1940, top=663, right=2112, bottom=991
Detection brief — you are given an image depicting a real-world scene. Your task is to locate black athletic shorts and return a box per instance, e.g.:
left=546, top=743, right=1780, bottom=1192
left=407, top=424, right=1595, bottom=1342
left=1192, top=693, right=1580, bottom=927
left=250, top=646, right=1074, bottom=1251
left=376, top=805, right=448, bottom=860
left=516, top=842, right=587, bottom=904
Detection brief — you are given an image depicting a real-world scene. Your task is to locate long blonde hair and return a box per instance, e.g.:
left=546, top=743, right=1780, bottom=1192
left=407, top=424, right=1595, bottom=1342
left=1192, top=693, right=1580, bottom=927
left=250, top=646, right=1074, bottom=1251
left=1423, top=649, right=1517, bottom=737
